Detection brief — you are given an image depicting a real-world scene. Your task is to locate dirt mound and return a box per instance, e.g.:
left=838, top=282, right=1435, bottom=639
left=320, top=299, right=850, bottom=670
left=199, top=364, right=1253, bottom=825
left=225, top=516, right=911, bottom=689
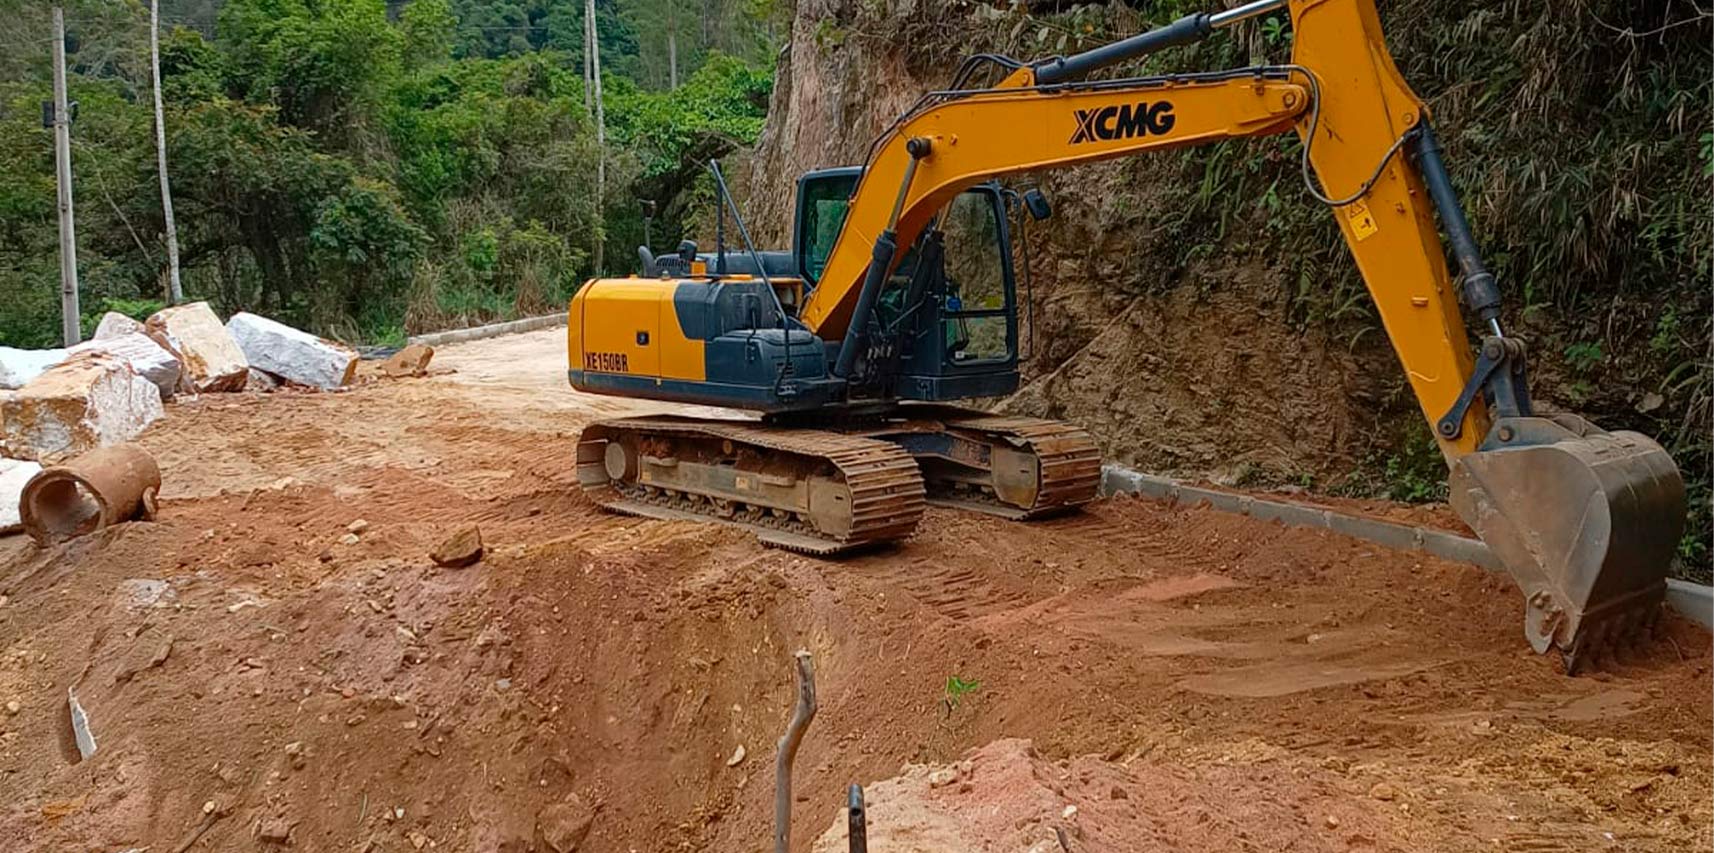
left=1, top=330, right=1707, bottom=851
left=814, top=737, right=1408, bottom=852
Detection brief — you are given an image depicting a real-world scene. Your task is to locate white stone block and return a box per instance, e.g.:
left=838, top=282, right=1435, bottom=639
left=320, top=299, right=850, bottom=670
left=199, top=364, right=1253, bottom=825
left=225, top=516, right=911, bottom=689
left=0, top=458, right=43, bottom=534
left=93, top=312, right=145, bottom=341
left=0, top=353, right=164, bottom=462
left=70, top=333, right=181, bottom=400
left=0, top=346, right=68, bottom=390
left=145, top=302, right=248, bottom=392
left=225, top=312, right=356, bottom=390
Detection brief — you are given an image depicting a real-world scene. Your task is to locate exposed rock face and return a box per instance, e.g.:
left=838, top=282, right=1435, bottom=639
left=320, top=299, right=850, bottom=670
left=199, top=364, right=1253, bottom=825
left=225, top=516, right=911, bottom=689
left=0, top=458, right=44, bottom=534
left=226, top=312, right=357, bottom=390
left=69, top=333, right=182, bottom=400
left=145, top=302, right=249, bottom=392
left=0, top=347, right=68, bottom=391
left=92, top=312, right=145, bottom=341
left=0, top=353, right=164, bottom=461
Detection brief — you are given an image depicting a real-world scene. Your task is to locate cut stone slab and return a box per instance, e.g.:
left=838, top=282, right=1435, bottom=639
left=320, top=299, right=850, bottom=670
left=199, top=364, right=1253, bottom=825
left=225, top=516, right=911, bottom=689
left=92, top=312, right=145, bottom=341
left=0, top=346, right=68, bottom=391
left=145, top=302, right=249, bottom=392
left=0, top=458, right=44, bottom=535
left=70, top=333, right=180, bottom=400
left=0, top=353, right=164, bottom=462
left=430, top=524, right=484, bottom=568
left=226, top=312, right=357, bottom=390
left=381, top=343, right=435, bottom=378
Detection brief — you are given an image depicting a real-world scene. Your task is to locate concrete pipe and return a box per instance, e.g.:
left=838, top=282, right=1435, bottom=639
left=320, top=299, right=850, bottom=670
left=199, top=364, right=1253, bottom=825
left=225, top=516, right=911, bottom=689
left=19, top=444, right=161, bottom=545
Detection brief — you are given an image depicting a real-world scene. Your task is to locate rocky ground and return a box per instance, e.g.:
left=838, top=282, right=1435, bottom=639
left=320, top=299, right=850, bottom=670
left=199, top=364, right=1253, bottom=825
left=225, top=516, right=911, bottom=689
left=0, top=327, right=1707, bottom=852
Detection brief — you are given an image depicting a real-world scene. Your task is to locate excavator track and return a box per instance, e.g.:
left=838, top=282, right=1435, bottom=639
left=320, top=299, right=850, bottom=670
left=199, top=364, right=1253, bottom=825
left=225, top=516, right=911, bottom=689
left=577, top=417, right=925, bottom=555
left=892, top=412, right=1103, bottom=519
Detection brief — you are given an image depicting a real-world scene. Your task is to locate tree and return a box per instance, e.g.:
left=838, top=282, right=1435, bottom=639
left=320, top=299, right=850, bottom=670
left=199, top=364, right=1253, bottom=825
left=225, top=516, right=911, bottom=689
left=150, top=0, right=183, bottom=304
left=586, top=0, right=606, bottom=273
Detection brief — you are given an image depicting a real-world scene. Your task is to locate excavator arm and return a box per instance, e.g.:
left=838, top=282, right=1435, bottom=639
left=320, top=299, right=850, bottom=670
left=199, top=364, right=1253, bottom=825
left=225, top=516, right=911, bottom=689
left=798, top=0, right=1685, bottom=670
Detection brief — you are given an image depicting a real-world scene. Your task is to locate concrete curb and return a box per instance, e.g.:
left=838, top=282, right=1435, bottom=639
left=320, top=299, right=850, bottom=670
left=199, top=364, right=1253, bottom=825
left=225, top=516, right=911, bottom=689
left=407, top=313, right=568, bottom=348
left=1667, top=579, right=1713, bottom=630
left=1100, top=463, right=1710, bottom=629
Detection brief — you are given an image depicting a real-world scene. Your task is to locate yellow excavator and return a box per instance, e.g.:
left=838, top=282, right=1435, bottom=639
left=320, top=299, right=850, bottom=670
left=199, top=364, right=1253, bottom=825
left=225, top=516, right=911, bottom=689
left=566, top=0, right=1684, bottom=671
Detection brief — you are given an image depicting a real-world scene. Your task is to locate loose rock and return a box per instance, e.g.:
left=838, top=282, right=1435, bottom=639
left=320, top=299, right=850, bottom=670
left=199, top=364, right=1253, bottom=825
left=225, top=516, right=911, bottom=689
left=0, top=353, right=163, bottom=461
left=69, top=332, right=182, bottom=400
left=146, top=302, right=249, bottom=392
left=0, top=346, right=67, bottom=390
left=381, top=343, right=435, bottom=378
left=245, top=368, right=281, bottom=393
left=430, top=525, right=484, bottom=568
left=0, top=458, right=44, bottom=534
left=1368, top=781, right=1399, bottom=801
left=258, top=816, right=293, bottom=843
left=538, top=794, right=596, bottom=852
left=67, top=688, right=96, bottom=755
left=227, top=312, right=357, bottom=390
left=92, top=311, right=144, bottom=341
left=726, top=744, right=746, bottom=767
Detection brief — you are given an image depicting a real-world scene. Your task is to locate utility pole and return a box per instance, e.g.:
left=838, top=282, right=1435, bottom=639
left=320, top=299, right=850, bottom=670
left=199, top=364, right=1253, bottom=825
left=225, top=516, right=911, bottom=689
left=150, top=0, right=182, bottom=305
left=586, top=0, right=605, bottom=274
left=51, top=4, right=81, bottom=345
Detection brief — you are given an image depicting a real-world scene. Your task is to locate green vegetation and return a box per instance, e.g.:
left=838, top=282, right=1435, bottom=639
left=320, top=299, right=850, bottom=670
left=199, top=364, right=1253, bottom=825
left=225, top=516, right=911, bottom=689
left=943, top=674, right=980, bottom=711
left=0, top=0, right=777, bottom=347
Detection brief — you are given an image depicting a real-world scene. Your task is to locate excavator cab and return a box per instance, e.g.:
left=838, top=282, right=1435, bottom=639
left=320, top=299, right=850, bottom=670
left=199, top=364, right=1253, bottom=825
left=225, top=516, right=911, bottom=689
left=794, top=168, right=1022, bottom=401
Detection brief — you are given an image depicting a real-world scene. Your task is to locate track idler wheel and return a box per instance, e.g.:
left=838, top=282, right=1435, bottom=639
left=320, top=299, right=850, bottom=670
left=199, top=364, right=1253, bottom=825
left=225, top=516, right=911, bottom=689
left=1449, top=414, right=1684, bottom=672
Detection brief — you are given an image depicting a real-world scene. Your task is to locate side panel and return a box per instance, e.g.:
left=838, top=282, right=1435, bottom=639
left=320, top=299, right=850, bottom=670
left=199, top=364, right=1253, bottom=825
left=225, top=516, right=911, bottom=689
left=658, top=285, right=706, bottom=382
left=578, top=279, right=664, bottom=378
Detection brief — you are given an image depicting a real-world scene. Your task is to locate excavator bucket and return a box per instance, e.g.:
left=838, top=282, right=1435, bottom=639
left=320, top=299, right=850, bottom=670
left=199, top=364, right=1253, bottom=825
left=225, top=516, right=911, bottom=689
left=1448, top=414, right=1685, bottom=674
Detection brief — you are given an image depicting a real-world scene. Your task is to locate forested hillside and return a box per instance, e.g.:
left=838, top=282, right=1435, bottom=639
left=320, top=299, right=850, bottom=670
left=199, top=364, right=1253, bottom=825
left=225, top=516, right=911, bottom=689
left=0, top=0, right=775, bottom=346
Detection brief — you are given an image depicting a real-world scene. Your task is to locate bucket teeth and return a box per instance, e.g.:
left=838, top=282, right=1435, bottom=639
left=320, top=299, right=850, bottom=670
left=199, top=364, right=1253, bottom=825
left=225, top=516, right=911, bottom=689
left=1449, top=417, right=1683, bottom=676
left=1560, top=602, right=1666, bottom=675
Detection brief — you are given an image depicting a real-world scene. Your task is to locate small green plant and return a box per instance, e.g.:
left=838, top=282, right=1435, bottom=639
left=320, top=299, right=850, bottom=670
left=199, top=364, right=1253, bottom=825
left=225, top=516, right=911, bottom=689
left=1650, top=308, right=1681, bottom=355
left=1381, top=419, right=1448, bottom=503
left=943, top=675, right=980, bottom=712
left=1563, top=341, right=1604, bottom=375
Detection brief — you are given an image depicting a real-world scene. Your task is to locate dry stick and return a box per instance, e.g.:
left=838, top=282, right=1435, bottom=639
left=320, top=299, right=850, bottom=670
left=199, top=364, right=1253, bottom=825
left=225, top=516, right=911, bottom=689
left=170, top=810, right=222, bottom=853
left=773, top=650, right=817, bottom=853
